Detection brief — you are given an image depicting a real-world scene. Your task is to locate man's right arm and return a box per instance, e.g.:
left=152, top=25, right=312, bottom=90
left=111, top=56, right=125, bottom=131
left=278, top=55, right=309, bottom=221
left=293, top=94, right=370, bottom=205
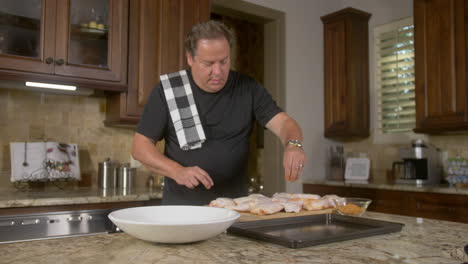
left=131, top=132, right=213, bottom=189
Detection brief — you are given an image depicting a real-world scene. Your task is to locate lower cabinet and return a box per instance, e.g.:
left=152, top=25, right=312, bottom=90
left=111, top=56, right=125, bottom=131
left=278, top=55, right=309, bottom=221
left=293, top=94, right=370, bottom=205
left=303, top=184, right=468, bottom=223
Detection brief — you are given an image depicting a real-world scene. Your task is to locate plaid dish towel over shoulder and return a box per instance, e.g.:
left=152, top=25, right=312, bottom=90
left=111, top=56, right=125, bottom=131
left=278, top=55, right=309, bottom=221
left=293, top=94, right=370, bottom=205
left=160, top=70, right=206, bottom=150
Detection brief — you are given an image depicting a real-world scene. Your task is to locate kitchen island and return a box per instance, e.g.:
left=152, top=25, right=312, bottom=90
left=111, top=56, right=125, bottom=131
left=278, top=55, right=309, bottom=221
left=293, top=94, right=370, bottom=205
left=1, top=212, right=466, bottom=264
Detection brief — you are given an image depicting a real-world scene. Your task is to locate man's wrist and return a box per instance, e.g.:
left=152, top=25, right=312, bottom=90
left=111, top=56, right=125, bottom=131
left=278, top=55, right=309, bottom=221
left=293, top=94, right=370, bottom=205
left=286, top=139, right=303, bottom=148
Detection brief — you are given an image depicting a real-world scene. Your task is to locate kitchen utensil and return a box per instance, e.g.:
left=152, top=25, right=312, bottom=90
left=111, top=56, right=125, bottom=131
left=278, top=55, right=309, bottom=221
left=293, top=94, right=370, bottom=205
left=98, top=158, right=117, bottom=189
left=326, top=145, right=345, bottom=181
left=108, top=206, right=240, bottom=243
left=117, top=163, right=135, bottom=190
left=239, top=208, right=333, bottom=222
left=146, top=175, right=154, bottom=189
left=334, top=197, right=372, bottom=217
left=344, top=158, right=370, bottom=181
left=227, top=214, right=403, bottom=248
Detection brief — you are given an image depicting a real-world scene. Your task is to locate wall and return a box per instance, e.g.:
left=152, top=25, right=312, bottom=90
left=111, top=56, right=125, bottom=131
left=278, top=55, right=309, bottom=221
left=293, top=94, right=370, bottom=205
left=246, top=0, right=468, bottom=186
left=244, top=0, right=343, bottom=193
left=0, top=88, right=151, bottom=190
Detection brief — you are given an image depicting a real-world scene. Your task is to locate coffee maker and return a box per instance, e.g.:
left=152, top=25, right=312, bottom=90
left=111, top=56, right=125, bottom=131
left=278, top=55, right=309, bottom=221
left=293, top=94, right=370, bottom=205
left=392, top=139, right=442, bottom=185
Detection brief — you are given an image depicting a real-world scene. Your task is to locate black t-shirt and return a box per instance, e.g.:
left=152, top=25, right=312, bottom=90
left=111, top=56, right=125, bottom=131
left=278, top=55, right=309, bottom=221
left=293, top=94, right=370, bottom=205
left=136, top=70, right=282, bottom=205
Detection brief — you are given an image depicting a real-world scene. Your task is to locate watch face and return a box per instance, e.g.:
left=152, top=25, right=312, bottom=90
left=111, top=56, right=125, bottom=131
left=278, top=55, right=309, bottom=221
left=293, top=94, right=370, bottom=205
left=287, top=140, right=302, bottom=147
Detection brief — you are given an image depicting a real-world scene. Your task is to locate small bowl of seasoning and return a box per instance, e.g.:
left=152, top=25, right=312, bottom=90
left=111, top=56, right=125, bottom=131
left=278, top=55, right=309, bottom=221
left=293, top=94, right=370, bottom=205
left=334, top=198, right=372, bottom=217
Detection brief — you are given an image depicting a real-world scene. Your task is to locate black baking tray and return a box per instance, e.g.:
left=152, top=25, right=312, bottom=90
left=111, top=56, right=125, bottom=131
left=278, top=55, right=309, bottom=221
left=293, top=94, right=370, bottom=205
left=227, top=214, right=404, bottom=248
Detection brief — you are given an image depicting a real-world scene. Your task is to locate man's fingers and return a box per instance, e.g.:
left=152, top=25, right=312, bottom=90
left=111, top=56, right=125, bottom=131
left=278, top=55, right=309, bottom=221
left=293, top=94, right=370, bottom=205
left=195, top=167, right=214, bottom=187
left=195, top=173, right=213, bottom=189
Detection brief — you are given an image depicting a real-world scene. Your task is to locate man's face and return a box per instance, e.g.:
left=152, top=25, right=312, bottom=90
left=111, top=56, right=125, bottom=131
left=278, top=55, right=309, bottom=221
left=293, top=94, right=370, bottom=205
left=187, top=37, right=230, bottom=93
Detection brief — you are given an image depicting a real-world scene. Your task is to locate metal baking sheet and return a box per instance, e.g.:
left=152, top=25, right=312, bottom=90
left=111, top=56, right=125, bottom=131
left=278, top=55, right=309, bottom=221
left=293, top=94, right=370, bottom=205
left=227, top=214, right=404, bottom=248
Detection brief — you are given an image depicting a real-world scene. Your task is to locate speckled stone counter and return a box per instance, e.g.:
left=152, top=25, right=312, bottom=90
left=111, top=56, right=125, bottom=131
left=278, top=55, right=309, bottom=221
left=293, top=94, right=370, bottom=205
left=0, top=188, right=163, bottom=208
left=303, top=179, right=468, bottom=195
left=0, top=212, right=466, bottom=264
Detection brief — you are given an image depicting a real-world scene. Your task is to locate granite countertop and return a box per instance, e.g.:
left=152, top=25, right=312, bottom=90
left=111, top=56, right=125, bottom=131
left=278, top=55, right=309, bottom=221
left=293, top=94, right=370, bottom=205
left=303, top=179, right=468, bottom=195
left=0, top=187, right=163, bottom=208
left=1, top=212, right=466, bottom=264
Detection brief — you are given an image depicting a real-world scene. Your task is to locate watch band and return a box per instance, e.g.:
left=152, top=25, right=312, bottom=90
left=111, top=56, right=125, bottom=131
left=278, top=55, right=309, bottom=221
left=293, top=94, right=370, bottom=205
left=286, top=139, right=303, bottom=148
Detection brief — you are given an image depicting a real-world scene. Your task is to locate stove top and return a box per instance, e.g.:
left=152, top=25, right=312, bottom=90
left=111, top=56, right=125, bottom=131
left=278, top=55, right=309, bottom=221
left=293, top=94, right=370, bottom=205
left=0, top=209, right=119, bottom=244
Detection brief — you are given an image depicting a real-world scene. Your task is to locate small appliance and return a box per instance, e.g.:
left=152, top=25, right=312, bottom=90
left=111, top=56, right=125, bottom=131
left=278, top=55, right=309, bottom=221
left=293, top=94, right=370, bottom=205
left=392, top=139, right=442, bottom=185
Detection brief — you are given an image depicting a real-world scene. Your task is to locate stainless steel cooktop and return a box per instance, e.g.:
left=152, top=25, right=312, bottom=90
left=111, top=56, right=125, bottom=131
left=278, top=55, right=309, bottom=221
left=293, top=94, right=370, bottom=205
left=0, top=209, right=119, bottom=244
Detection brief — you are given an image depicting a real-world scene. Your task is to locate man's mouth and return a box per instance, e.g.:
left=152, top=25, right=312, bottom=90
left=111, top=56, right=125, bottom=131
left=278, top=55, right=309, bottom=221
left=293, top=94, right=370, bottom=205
left=210, top=79, right=223, bottom=85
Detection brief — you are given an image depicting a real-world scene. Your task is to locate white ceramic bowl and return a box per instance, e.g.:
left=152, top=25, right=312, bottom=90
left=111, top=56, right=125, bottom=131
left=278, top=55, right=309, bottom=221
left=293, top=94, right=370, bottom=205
left=108, top=206, right=240, bottom=243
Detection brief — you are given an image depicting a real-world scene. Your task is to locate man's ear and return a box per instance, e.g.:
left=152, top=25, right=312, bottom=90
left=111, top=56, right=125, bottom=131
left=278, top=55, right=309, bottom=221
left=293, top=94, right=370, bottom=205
left=186, top=52, right=194, bottom=67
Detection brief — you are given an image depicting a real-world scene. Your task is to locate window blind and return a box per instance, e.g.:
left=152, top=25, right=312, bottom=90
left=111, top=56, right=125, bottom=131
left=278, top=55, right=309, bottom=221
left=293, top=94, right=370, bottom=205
left=376, top=21, right=415, bottom=133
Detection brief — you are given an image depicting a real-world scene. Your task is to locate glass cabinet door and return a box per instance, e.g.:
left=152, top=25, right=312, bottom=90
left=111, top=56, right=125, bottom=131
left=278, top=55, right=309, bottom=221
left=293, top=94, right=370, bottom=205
left=68, top=0, right=109, bottom=68
left=0, top=0, right=55, bottom=73
left=54, top=0, right=128, bottom=82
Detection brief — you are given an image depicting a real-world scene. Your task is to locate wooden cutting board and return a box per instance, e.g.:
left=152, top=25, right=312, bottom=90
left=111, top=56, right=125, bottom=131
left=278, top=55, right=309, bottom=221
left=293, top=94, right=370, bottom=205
left=238, top=208, right=333, bottom=222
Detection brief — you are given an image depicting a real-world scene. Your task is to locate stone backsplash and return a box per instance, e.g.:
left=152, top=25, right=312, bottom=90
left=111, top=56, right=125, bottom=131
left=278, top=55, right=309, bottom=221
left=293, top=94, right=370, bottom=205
left=342, top=134, right=468, bottom=182
left=0, top=88, right=154, bottom=191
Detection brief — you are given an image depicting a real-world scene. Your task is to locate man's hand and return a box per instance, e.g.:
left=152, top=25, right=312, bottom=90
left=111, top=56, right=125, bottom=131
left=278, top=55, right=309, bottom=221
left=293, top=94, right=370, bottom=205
left=173, top=166, right=214, bottom=189
left=283, top=144, right=306, bottom=182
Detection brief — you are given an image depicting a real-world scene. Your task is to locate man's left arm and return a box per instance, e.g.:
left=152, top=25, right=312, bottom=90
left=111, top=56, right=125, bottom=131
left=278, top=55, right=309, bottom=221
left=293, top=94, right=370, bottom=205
left=265, top=112, right=306, bottom=182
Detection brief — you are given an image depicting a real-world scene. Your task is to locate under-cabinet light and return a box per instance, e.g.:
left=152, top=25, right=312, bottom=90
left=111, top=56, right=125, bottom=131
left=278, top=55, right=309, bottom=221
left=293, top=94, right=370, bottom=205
left=25, top=82, right=77, bottom=91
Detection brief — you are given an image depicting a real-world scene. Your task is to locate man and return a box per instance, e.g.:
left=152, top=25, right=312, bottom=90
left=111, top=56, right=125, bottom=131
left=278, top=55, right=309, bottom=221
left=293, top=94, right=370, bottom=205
left=132, top=20, right=306, bottom=205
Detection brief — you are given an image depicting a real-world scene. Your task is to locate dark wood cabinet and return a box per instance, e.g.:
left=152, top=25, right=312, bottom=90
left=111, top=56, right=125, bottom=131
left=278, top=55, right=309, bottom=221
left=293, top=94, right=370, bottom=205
left=321, top=8, right=371, bottom=138
left=414, top=0, right=468, bottom=133
left=0, top=0, right=129, bottom=91
left=304, top=183, right=468, bottom=223
left=104, top=0, right=210, bottom=126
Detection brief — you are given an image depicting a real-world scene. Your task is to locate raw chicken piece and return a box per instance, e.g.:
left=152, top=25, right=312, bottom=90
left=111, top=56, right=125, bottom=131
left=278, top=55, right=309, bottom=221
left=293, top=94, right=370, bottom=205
left=290, top=193, right=321, bottom=200
left=320, top=195, right=344, bottom=208
left=208, top=197, right=236, bottom=208
left=271, top=197, right=288, bottom=203
left=248, top=193, right=267, bottom=199
left=250, top=201, right=284, bottom=215
left=233, top=196, right=252, bottom=204
left=248, top=196, right=272, bottom=207
left=283, top=201, right=303, bottom=213
left=272, top=192, right=294, bottom=199
left=229, top=201, right=251, bottom=212
left=303, top=198, right=328, bottom=211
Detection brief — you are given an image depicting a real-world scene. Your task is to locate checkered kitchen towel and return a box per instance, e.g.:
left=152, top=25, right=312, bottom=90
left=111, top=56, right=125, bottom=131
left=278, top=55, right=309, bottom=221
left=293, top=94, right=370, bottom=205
left=160, top=70, right=206, bottom=151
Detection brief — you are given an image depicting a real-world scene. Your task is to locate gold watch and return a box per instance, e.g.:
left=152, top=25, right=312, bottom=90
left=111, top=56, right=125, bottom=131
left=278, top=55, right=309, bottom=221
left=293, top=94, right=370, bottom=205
left=286, top=139, right=303, bottom=148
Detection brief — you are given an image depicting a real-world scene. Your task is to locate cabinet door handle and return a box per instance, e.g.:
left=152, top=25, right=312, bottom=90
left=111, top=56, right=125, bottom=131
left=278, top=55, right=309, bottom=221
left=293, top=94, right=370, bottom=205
left=55, top=59, right=65, bottom=65
left=45, top=57, right=54, bottom=64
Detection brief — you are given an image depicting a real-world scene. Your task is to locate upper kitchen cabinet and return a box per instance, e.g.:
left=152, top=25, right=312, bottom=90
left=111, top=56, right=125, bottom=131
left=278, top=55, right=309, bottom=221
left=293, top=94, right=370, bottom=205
left=0, top=0, right=128, bottom=91
left=414, top=0, right=468, bottom=133
left=105, top=0, right=210, bottom=126
left=321, top=8, right=371, bottom=139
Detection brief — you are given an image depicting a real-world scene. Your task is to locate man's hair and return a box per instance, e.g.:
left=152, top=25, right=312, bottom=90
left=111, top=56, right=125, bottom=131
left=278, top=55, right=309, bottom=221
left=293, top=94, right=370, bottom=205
left=184, top=20, right=234, bottom=57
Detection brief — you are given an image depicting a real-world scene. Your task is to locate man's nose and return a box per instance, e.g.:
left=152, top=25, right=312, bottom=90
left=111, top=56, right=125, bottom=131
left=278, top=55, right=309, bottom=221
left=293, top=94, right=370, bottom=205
left=212, top=63, right=222, bottom=75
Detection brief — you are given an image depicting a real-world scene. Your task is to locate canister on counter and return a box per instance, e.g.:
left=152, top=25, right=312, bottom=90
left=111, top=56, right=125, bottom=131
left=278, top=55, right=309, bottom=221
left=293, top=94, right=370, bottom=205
left=118, top=163, right=136, bottom=190
left=98, top=158, right=118, bottom=189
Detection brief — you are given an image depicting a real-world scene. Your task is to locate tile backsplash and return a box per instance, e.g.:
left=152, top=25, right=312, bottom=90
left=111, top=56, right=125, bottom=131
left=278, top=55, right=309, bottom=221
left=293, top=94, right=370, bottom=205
left=0, top=88, right=153, bottom=190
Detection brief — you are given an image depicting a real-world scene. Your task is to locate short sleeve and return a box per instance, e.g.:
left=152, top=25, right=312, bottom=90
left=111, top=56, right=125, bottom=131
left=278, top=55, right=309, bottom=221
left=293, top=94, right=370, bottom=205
left=252, top=81, right=283, bottom=127
left=136, top=82, right=169, bottom=141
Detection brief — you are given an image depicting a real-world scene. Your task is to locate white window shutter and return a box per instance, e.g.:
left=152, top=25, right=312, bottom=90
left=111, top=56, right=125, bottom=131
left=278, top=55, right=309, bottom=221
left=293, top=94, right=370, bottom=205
left=375, top=19, right=415, bottom=133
